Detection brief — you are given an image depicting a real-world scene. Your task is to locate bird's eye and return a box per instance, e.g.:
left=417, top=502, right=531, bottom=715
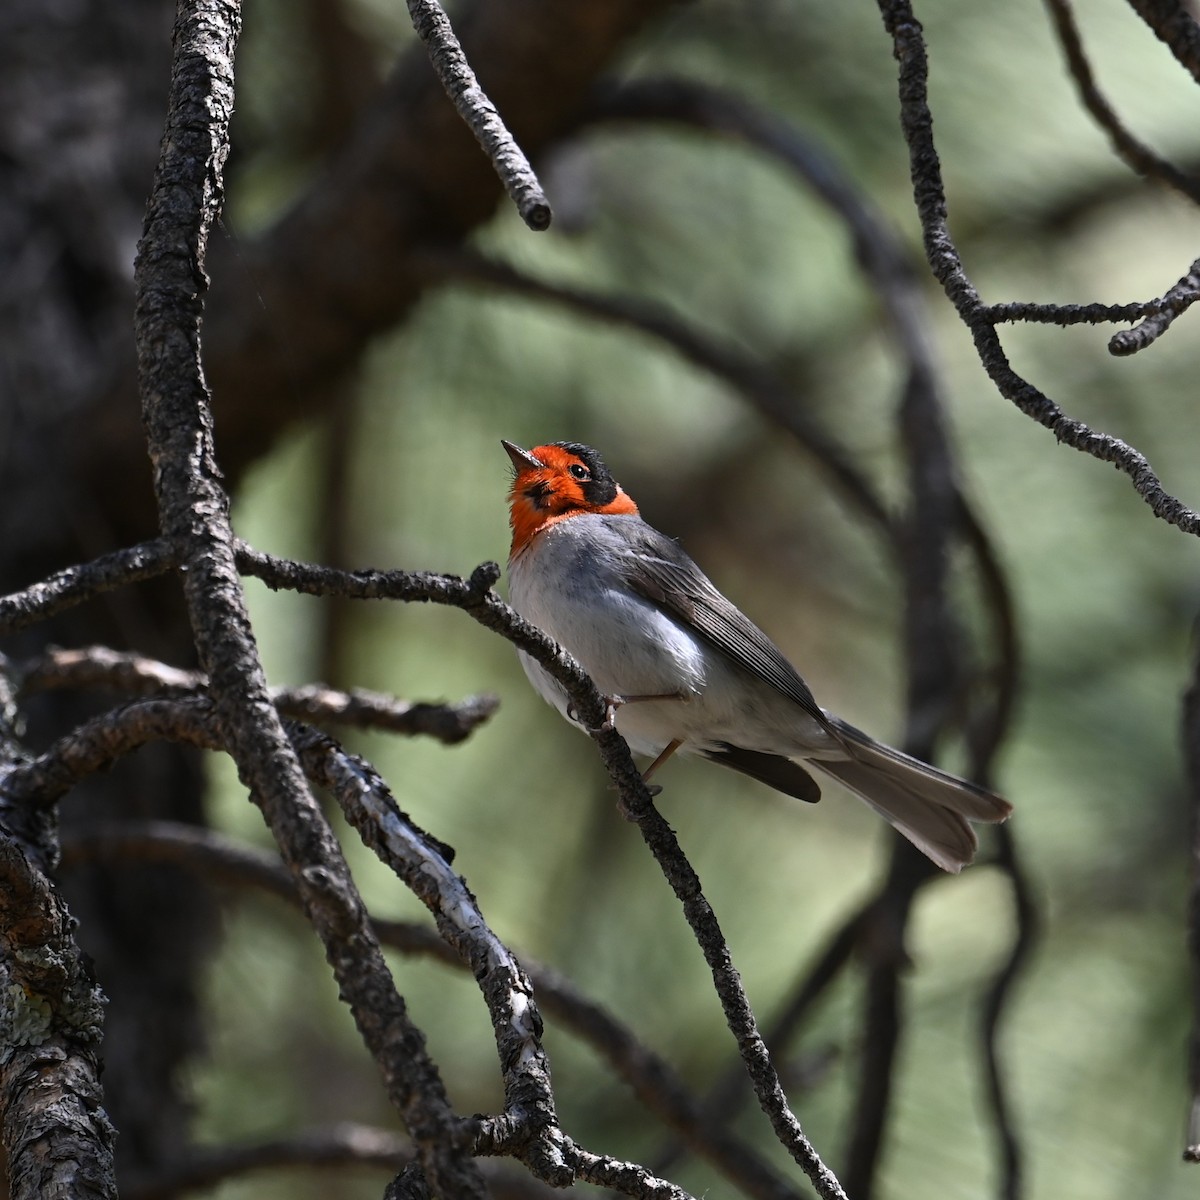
left=569, top=463, right=590, bottom=480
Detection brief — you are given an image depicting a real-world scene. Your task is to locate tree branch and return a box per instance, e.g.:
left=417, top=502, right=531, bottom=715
left=0, top=653, right=115, bottom=1200
left=231, top=544, right=848, bottom=1198
left=63, top=820, right=807, bottom=1200
left=876, top=0, right=1200, bottom=536
left=405, top=0, right=550, bottom=229
left=16, top=646, right=498, bottom=744
left=0, top=539, right=174, bottom=636
left=1044, top=0, right=1200, bottom=203
left=132, top=2, right=486, bottom=1189
left=1125, top=0, right=1200, bottom=86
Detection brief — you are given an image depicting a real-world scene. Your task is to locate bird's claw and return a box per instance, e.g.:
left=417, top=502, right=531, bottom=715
left=567, top=695, right=625, bottom=733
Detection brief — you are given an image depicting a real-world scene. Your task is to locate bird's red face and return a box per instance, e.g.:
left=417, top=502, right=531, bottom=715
left=503, top=440, right=638, bottom=556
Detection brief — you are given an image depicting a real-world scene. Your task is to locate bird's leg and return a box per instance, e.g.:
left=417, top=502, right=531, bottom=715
left=641, top=738, right=682, bottom=783
left=616, top=738, right=682, bottom=820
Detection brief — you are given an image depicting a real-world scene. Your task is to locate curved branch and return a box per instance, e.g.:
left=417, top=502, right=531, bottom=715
left=1108, top=256, right=1200, bottom=355
left=64, top=820, right=807, bottom=1200
left=1044, top=0, right=1200, bottom=203
left=876, top=0, right=1200, bottom=536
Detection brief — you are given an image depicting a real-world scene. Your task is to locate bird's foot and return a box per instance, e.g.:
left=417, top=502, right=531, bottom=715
left=569, top=691, right=690, bottom=734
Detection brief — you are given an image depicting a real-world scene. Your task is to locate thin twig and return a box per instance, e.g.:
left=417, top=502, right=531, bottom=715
left=0, top=539, right=174, bottom=636
left=981, top=298, right=1168, bottom=326
left=63, top=820, right=807, bottom=1200
left=1044, top=0, right=1200, bottom=203
left=1108, top=256, right=1200, bottom=356
left=16, top=645, right=498, bottom=744
left=295, top=726, right=571, bottom=1184
left=405, top=0, right=551, bottom=229
left=876, top=0, right=1200, bottom=536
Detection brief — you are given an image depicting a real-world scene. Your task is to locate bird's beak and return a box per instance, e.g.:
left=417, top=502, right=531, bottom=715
left=501, top=440, right=543, bottom=471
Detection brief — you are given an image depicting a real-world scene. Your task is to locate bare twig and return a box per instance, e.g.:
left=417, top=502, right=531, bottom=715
left=17, top=646, right=498, bottom=744
left=405, top=0, right=551, bottom=230
left=566, top=1147, right=695, bottom=1199
left=294, top=726, right=570, bottom=1183
left=1044, top=0, right=1200, bottom=203
left=132, top=1, right=486, bottom=1188
left=1108, top=256, right=1200, bottom=356
left=981, top=298, right=1168, bottom=327
left=876, top=0, right=1200, bottom=536
left=0, top=539, right=174, bottom=636
left=63, top=820, right=807, bottom=1200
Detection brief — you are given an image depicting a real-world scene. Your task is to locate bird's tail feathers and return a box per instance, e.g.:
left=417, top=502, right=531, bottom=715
left=811, top=719, right=1012, bottom=873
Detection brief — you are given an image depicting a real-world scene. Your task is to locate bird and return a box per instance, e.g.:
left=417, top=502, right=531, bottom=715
left=502, top=439, right=1011, bottom=872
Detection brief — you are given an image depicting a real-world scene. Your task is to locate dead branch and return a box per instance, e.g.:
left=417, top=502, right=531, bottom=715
left=230, top=543, right=848, bottom=1198
left=63, top=820, right=807, bottom=1200
left=0, top=539, right=174, bottom=636
left=1044, top=0, right=1200, bottom=203
left=16, top=645, right=498, bottom=744
left=131, top=7, right=487, bottom=1186
left=1108, top=256, right=1200, bottom=355
left=876, top=0, right=1200, bottom=536
left=405, top=0, right=550, bottom=229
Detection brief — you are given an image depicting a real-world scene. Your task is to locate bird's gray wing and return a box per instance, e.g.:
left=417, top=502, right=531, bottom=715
left=613, top=521, right=832, bottom=731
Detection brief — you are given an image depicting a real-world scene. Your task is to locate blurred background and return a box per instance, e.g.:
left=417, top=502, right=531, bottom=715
left=5, top=0, right=1200, bottom=1197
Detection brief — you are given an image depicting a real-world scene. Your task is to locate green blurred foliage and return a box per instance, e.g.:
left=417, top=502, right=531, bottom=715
left=195, top=0, right=1200, bottom=1196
